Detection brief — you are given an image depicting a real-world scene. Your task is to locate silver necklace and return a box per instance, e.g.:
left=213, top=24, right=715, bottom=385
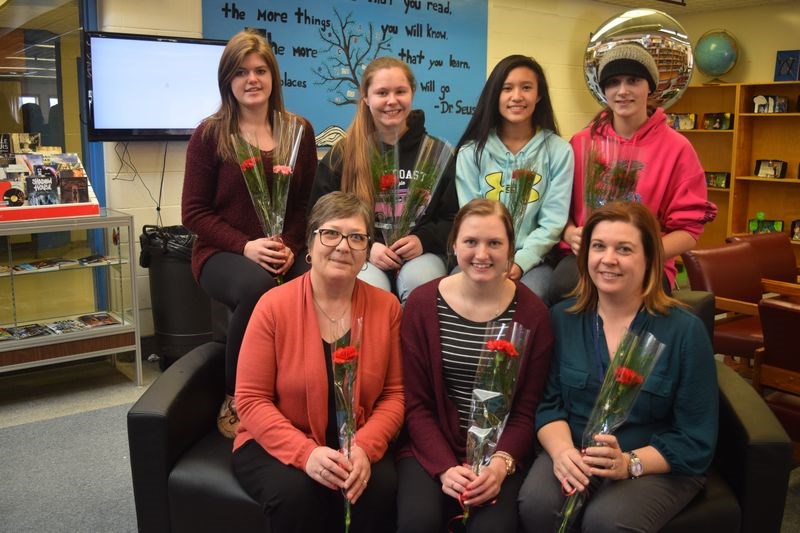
left=312, top=293, right=350, bottom=324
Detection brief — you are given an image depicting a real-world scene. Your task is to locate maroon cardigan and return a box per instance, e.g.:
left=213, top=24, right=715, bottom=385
left=398, top=278, right=554, bottom=478
left=181, top=118, right=317, bottom=280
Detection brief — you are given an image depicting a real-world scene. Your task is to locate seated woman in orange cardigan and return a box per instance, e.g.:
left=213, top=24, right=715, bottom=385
left=232, top=192, right=404, bottom=532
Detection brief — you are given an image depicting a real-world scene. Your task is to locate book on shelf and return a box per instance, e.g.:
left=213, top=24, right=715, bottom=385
left=0, top=328, right=14, bottom=341
left=8, top=133, right=41, bottom=154
left=78, top=312, right=121, bottom=327
left=59, top=175, right=90, bottom=203
left=45, top=319, right=90, bottom=335
left=11, top=258, right=77, bottom=272
left=5, top=323, right=52, bottom=339
left=30, top=258, right=78, bottom=270
left=77, top=254, right=109, bottom=265
left=12, top=263, right=38, bottom=272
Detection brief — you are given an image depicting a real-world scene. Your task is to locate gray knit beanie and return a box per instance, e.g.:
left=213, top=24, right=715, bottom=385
left=598, top=43, right=659, bottom=93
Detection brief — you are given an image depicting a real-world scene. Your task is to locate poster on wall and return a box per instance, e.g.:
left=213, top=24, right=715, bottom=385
left=202, top=0, right=488, bottom=146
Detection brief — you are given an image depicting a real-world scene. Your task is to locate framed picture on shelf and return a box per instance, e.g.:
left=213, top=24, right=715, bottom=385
left=754, top=159, right=787, bottom=179
left=774, top=50, right=800, bottom=81
left=702, top=113, right=733, bottom=130
left=791, top=220, right=800, bottom=241
left=705, top=172, right=730, bottom=189
left=748, top=218, right=784, bottom=234
left=753, top=95, right=789, bottom=113
left=666, top=113, right=696, bottom=130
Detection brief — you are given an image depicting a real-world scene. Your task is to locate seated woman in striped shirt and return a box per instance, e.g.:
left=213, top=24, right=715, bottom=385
left=396, top=198, right=554, bottom=532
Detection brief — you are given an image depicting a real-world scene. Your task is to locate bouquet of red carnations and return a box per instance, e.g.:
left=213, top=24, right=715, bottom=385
left=231, top=111, right=304, bottom=237
left=556, top=329, right=665, bottom=533
left=232, top=111, right=304, bottom=282
left=372, top=136, right=452, bottom=246
left=583, top=136, right=642, bottom=213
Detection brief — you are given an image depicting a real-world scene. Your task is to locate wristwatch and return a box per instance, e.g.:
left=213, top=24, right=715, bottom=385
left=627, top=451, right=643, bottom=479
left=491, top=451, right=516, bottom=476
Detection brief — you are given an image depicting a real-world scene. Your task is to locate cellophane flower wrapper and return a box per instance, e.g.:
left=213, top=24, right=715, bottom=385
left=269, top=110, right=304, bottom=238
left=232, top=132, right=271, bottom=237
left=375, top=136, right=453, bottom=246
left=506, top=154, right=540, bottom=238
left=462, top=321, right=530, bottom=523
left=582, top=136, right=642, bottom=214
left=331, top=316, right=364, bottom=533
left=371, top=135, right=400, bottom=241
left=556, top=330, right=665, bottom=533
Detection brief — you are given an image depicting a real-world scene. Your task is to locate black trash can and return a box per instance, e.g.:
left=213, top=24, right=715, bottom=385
left=140, top=225, right=212, bottom=369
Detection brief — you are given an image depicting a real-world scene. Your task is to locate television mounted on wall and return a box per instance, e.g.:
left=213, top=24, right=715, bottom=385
left=83, top=32, right=226, bottom=141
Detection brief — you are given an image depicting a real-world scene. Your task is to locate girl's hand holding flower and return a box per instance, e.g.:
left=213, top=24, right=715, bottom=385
left=390, top=234, right=423, bottom=261
left=369, top=242, right=403, bottom=270
left=439, top=464, right=476, bottom=499
left=461, top=458, right=507, bottom=506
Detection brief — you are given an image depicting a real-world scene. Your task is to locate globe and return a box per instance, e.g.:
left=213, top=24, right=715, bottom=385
left=695, top=30, right=738, bottom=77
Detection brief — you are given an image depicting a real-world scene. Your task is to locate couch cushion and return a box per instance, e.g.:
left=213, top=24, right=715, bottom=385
left=169, top=431, right=268, bottom=533
left=661, top=468, right=741, bottom=533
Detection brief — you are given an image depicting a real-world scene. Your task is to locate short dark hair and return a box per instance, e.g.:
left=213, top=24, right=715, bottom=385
left=306, top=192, right=374, bottom=250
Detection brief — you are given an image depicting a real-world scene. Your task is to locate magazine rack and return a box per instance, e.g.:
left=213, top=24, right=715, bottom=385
left=0, top=208, right=141, bottom=384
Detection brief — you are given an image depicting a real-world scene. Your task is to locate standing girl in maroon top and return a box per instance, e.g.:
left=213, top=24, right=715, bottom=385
left=181, top=29, right=317, bottom=438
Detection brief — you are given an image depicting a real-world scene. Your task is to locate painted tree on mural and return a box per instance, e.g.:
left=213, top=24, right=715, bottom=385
left=314, top=8, right=393, bottom=106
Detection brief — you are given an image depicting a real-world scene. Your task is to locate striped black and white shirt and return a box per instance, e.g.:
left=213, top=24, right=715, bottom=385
left=437, top=291, right=517, bottom=431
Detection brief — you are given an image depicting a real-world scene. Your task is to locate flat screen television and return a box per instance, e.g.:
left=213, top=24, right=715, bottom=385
left=83, top=32, right=226, bottom=141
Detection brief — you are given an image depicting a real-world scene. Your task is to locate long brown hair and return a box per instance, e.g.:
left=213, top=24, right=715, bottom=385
left=201, top=30, right=285, bottom=161
left=568, top=201, right=676, bottom=315
left=332, top=57, right=416, bottom=206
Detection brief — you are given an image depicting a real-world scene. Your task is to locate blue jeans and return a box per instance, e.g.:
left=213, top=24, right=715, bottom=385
left=358, top=253, right=446, bottom=304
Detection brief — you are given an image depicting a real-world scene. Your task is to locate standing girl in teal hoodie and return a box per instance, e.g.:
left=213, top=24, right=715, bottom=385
left=455, top=55, right=574, bottom=304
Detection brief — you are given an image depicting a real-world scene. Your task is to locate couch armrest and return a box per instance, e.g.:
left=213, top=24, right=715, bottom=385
left=714, top=361, right=792, bottom=533
left=672, top=289, right=714, bottom=342
left=127, top=341, right=225, bottom=533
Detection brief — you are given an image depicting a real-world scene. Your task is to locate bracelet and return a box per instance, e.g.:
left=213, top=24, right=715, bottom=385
left=491, top=451, right=516, bottom=475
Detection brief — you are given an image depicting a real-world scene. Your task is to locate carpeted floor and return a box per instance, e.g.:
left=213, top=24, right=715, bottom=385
left=0, top=402, right=136, bottom=532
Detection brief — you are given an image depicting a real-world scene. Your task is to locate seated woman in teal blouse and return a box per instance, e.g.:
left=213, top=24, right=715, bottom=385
left=518, top=201, right=718, bottom=532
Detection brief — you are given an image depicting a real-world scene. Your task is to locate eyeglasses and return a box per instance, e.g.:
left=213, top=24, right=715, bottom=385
left=313, top=228, right=371, bottom=250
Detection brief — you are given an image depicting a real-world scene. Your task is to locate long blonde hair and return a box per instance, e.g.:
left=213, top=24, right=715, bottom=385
left=202, top=30, right=285, bottom=161
left=332, top=57, right=416, bottom=206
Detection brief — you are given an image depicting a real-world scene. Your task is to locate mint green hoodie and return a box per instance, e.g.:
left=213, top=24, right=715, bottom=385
left=456, top=129, right=574, bottom=272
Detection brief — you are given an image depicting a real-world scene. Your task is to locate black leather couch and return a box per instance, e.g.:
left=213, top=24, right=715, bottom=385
left=128, top=293, right=792, bottom=533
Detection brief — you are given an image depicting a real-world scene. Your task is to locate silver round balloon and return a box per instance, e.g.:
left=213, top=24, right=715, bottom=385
left=584, top=9, right=693, bottom=110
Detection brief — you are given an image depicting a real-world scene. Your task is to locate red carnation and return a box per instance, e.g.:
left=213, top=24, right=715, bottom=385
left=379, top=173, right=397, bottom=192
left=333, top=345, right=358, bottom=364
left=615, top=366, right=644, bottom=386
left=486, top=339, right=519, bottom=357
left=240, top=157, right=258, bottom=171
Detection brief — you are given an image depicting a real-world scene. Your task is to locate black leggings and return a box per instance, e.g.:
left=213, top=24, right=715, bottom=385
left=396, top=455, right=524, bottom=533
left=233, top=439, right=397, bottom=533
left=199, top=252, right=308, bottom=394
